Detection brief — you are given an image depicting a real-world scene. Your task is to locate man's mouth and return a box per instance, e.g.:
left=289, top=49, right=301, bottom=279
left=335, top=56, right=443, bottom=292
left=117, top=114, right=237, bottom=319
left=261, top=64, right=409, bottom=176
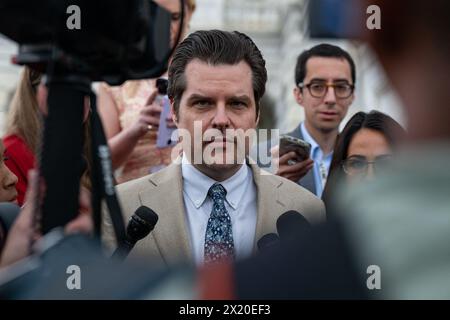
left=321, top=110, right=338, bottom=115
left=205, top=136, right=235, bottom=144
left=319, top=111, right=339, bottom=119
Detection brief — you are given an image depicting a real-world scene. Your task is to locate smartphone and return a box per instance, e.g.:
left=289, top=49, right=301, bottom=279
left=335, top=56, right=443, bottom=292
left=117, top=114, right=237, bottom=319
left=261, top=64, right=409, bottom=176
left=279, top=135, right=311, bottom=162
left=156, top=96, right=176, bottom=149
left=155, top=78, right=176, bottom=149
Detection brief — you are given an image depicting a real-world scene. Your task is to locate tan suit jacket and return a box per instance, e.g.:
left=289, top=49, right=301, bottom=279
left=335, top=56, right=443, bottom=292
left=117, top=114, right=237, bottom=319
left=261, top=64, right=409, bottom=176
left=103, top=162, right=325, bottom=267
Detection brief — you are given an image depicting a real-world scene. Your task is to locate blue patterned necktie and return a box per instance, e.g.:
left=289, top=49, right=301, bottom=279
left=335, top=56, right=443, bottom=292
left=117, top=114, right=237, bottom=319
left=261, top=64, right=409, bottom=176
left=204, top=183, right=235, bottom=264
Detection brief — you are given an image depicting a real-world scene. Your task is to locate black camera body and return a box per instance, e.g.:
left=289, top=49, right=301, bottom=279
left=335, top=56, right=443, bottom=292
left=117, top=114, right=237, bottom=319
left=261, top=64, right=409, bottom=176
left=0, top=0, right=171, bottom=84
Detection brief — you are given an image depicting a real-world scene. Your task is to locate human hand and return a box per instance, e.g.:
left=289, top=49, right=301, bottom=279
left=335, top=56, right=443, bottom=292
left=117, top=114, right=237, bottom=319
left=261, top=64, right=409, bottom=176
left=130, top=89, right=163, bottom=138
left=272, top=145, right=314, bottom=182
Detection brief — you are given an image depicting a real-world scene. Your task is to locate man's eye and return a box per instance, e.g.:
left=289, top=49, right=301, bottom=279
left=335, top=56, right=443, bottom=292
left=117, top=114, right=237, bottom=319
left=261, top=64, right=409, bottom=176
left=310, top=84, right=325, bottom=91
left=230, top=101, right=247, bottom=109
left=194, top=100, right=212, bottom=108
left=335, top=84, right=350, bottom=92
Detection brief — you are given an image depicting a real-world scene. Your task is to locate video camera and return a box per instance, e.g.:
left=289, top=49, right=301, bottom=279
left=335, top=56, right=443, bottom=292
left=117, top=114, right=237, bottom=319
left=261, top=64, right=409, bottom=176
left=0, top=0, right=172, bottom=84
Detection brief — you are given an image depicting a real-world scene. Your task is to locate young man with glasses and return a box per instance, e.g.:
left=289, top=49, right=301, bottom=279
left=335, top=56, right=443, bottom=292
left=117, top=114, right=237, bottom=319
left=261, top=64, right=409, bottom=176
left=275, top=44, right=355, bottom=198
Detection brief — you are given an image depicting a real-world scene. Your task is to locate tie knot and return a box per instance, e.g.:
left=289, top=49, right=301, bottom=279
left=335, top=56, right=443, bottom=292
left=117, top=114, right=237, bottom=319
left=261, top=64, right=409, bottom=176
left=208, top=183, right=227, bottom=201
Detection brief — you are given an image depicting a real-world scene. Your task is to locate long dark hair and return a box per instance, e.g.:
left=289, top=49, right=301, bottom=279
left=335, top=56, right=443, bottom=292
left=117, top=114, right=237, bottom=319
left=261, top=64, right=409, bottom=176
left=322, top=110, right=406, bottom=214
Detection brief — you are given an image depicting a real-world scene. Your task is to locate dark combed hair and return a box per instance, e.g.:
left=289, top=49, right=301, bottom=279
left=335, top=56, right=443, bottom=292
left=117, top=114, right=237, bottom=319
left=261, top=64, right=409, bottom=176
left=168, top=30, right=267, bottom=116
left=322, top=110, right=406, bottom=214
left=295, top=43, right=356, bottom=86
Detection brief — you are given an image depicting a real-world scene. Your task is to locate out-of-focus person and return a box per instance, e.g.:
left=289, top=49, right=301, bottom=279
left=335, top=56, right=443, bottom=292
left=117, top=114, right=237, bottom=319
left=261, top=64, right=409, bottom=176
left=332, top=0, right=450, bottom=298
left=97, top=0, right=196, bottom=184
left=322, top=110, right=405, bottom=210
left=200, top=0, right=450, bottom=300
left=2, top=67, right=91, bottom=206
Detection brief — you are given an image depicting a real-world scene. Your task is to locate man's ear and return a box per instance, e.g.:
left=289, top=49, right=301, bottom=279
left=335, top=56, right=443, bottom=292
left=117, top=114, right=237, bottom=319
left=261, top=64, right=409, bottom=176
left=293, top=87, right=304, bottom=106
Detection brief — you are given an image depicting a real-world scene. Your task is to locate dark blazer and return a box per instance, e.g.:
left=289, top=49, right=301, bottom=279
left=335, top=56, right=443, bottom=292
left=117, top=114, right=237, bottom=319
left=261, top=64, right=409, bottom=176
left=285, top=123, right=317, bottom=195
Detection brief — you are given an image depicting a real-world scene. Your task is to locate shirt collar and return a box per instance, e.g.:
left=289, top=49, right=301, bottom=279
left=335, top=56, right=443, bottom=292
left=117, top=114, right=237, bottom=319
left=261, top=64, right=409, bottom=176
left=181, top=153, right=249, bottom=210
left=300, top=122, right=321, bottom=159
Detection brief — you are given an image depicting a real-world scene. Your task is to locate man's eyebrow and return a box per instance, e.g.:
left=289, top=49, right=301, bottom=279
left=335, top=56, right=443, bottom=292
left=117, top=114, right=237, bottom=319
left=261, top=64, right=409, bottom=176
left=333, top=78, right=352, bottom=83
left=228, top=95, right=252, bottom=103
left=186, top=94, right=212, bottom=101
left=186, top=94, right=252, bottom=102
left=309, top=78, right=351, bottom=83
left=309, top=78, right=326, bottom=82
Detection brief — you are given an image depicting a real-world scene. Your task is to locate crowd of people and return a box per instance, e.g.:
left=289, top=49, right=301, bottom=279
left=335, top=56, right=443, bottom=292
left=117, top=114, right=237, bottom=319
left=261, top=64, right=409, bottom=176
left=0, top=0, right=449, bottom=299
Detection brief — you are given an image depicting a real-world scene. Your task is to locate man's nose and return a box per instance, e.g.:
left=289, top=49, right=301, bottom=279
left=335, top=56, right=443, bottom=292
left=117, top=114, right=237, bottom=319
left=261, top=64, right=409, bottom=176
left=324, top=86, right=337, bottom=105
left=211, top=105, right=231, bottom=130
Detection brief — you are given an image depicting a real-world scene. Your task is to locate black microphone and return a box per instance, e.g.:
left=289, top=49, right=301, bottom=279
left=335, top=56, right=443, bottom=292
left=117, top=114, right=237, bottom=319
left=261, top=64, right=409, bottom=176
left=257, top=233, right=280, bottom=251
left=112, top=206, right=158, bottom=261
left=276, top=210, right=311, bottom=242
left=0, top=202, right=21, bottom=238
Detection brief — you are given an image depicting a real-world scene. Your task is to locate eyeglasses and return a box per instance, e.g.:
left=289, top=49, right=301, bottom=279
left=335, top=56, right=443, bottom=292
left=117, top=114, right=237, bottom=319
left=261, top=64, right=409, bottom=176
left=298, top=81, right=354, bottom=99
left=342, top=155, right=392, bottom=176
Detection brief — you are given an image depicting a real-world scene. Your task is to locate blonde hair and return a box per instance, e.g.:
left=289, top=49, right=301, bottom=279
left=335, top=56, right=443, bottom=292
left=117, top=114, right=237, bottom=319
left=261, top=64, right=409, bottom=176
left=5, top=67, right=43, bottom=154
left=5, top=67, right=93, bottom=190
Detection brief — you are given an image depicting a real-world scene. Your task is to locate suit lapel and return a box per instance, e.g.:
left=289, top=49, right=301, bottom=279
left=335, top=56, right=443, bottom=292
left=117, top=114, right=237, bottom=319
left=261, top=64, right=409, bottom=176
left=299, top=166, right=317, bottom=195
left=250, top=164, right=286, bottom=251
left=289, top=124, right=317, bottom=195
left=138, top=163, right=193, bottom=265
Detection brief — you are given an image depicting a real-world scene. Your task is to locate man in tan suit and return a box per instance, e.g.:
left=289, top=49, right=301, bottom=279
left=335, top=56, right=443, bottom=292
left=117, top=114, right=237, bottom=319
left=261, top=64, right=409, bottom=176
left=104, top=30, right=325, bottom=268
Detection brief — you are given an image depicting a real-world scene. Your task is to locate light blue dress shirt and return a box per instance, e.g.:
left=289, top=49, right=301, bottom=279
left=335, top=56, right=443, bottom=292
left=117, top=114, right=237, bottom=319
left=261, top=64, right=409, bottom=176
left=300, top=122, right=333, bottom=197
left=181, top=155, right=257, bottom=266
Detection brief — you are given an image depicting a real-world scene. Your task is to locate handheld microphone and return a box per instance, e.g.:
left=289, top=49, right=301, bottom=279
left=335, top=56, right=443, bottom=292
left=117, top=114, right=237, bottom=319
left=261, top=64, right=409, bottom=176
left=112, top=206, right=158, bottom=261
left=257, top=233, right=280, bottom=252
left=276, top=210, right=310, bottom=242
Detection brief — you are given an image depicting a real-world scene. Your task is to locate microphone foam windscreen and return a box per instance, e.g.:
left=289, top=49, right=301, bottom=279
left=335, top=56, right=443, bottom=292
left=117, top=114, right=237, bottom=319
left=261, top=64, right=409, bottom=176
left=276, top=210, right=310, bottom=240
left=135, top=206, right=159, bottom=227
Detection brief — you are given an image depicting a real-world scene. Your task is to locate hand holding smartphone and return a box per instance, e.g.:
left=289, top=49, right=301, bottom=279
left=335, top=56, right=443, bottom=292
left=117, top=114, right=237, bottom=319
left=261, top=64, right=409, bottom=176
left=279, top=135, right=311, bottom=164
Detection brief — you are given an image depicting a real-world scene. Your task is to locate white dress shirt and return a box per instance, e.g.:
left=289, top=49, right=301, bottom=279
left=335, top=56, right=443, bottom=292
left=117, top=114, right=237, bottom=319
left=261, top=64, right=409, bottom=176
left=181, top=155, right=257, bottom=266
left=300, top=122, right=333, bottom=197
